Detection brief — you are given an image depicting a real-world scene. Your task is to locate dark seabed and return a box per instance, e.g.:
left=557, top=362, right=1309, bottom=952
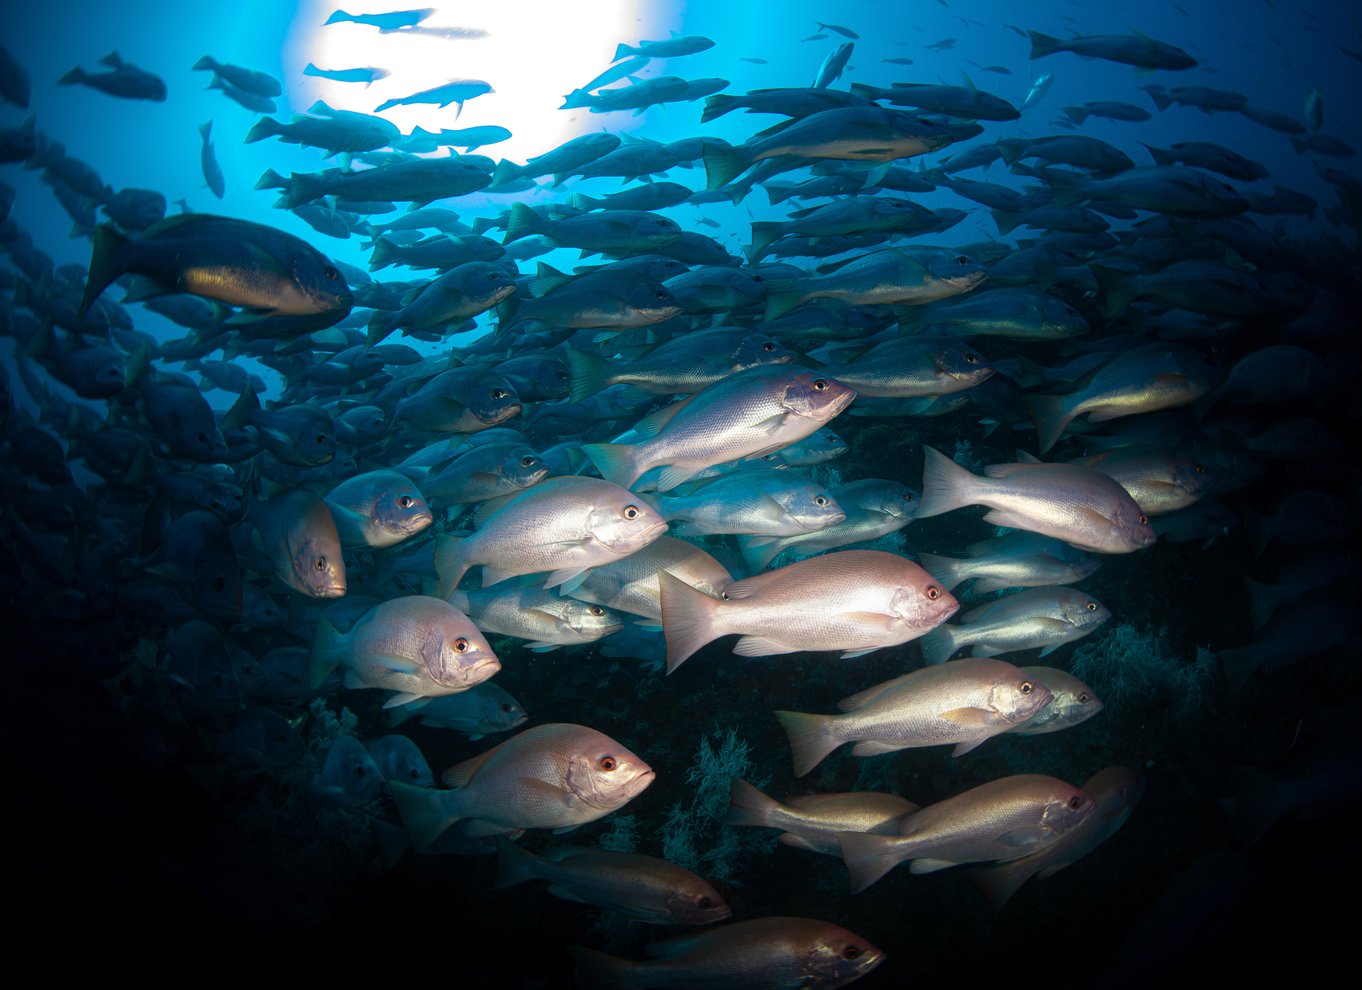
left=2, top=0, right=1360, bottom=985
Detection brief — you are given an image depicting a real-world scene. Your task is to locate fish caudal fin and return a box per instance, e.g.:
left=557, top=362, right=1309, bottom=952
left=722, top=778, right=784, bottom=828
left=703, top=142, right=752, bottom=190
left=774, top=709, right=841, bottom=777
left=79, top=224, right=130, bottom=319
left=1027, top=30, right=1063, bottom=60
left=308, top=611, right=343, bottom=689
left=917, top=624, right=961, bottom=666
left=838, top=831, right=909, bottom=892
left=658, top=571, right=722, bottom=674
left=1022, top=393, right=1075, bottom=455
left=390, top=780, right=459, bottom=851
left=916, top=445, right=980, bottom=519
left=582, top=442, right=641, bottom=490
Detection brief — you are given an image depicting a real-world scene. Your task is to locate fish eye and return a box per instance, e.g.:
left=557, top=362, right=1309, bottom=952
left=352, top=765, right=367, bottom=778
left=408, top=767, right=421, bottom=779
left=762, top=341, right=776, bottom=351
left=1079, top=693, right=1090, bottom=704
left=964, top=352, right=978, bottom=364
left=315, top=433, right=327, bottom=445
left=813, top=378, right=829, bottom=391
left=589, top=605, right=605, bottom=616
left=1068, top=795, right=1082, bottom=810
left=324, top=266, right=339, bottom=281
left=623, top=505, right=640, bottom=519
left=520, top=456, right=536, bottom=467
left=491, top=388, right=508, bottom=399
left=556, top=370, right=570, bottom=380
left=213, top=576, right=225, bottom=592
left=598, top=755, right=618, bottom=771
left=453, top=638, right=470, bottom=653
left=399, top=495, right=414, bottom=508
left=197, top=431, right=209, bottom=444
left=213, top=673, right=226, bottom=688
left=842, top=945, right=862, bottom=961
left=751, top=273, right=765, bottom=282
left=698, top=896, right=713, bottom=908
left=1194, top=463, right=1206, bottom=474
left=925, top=585, right=941, bottom=600
left=815, top=496, right=827, bottom=506
left=1065, top=306, right=1077, bottom=316
left=315, top=555, right=327, bottom=571
left=655, top=289, right=669, bottom=299
left=1138, top=514, right=1149, bottom=525
left=1086, top=601, right=1098, bottom=611
left=1020, top=680, right=1034, bottom=694
left=954, top=255, right=968, bottom=265
left=500, top=703, right=514, bottom=713
left=903, top=492, right=916, bottom=501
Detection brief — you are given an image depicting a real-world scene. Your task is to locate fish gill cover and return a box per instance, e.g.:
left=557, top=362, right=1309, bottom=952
left=0, top=0, right=1359, bottom=984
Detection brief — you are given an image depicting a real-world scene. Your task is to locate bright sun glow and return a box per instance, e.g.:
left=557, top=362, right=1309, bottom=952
left=288, top=0, right=676, bottom=164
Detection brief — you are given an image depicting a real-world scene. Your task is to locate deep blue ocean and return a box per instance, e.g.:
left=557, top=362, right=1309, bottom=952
left=2, top=0, right=1359, bottom=984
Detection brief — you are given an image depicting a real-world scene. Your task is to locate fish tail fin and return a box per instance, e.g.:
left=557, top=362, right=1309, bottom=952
left=996, top=138, right=1025, bottom=165
left=658, top=571, right=723, bottom=674
left=492, top=836, right=544, bottom=890
left=746, top=221, right=783, bottom=261
left=503, top=202, right=542, bottom=244
left=918, top=624, right=961, bottom=666
left=570, top=192, right=599, bottom=212
left=1022, top=393, right=1075, bottom=454
left=390, top=780, right=459, bottom=851
left=433, top=533, right=470, bottom=598
left=582, top=442, right=641, bottom=490
left=916, top=551, right=965, bottom=593
left=490, top=159, right=522, bottom=189
left=78, top=224, right=129, bottom=319
left=302, top=63, right=322, bottom=78
left=1027, top=30, right=1062, bottom=60
left=969, top=861, right=1031, bottom=912
left=762, top=285, right=805, bottom=321
left=722, top=778, right=784, bottom=828
left=324, top=10, right=353, bottom=25
left=57, top=67, right=85, bottom=86
left=703, top=141, right=752, bottom=189
left=916, top=445, right=979, bottom=519
left=565, top=347, right=614, bottom=402
left=1142, top=142, right=1173, bottom=166
left=308, top=611, right=343, bottom=689
left=568, top=946, right=637, bottom=990
left=700, top=93, right=737, bottom=123
left=774, top=709, right=840, bottom=777
left=365, top=309, right=398, bottom=347
left=219, top=386, right=261, bottom=431
left=736, top=533, right=787, bottom=573
left=1220, top=645, right=1263, bottom=695
left=991, top=211, right=1022, bottom=236
left=1089, top=263, right=1137, bottom=319
left=612, top=43, right=635, bottom=62
left=253, top=167, right=288, bottom=190
left=245, top=116, right=281, bottom=143
left=1144, top=86, right=1174, bottom=111
left=838, top=832, right=908, bottom=892
left=191, top=55, right=218, bottom=72
left=1061, top=106, right=1088, bottom=125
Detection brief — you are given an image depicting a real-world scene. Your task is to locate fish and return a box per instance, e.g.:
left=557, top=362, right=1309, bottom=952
left=374, top=80, right=494, bottom=117
left=323, top=470, right=433, bottom=548
left=366, top=734, right=435, bottom=787
left=1022, top=72, right=1054, bottom=111
left=1008, top=667, right=1104, bottom=736
left=78, top=214, right=353, bottom=322
left=613, top=36, right=715, bottom=61
left=917, top=587, right=1111, bottom=666
left=1071, top=445, right=1214, bottom=517
left=583, top=365, right=856, bottom=493
left=763, top=248, right=988, bottom=319
left=446, top=587, right=623, bottom=651
left=838, top=773, right=1096, bottom=891
left=495, top=839, right=731, bottom=924
left=0, top=41, right=30, bottom=108
left=1304, top=86, right=1324, bottom=131
left=191, top=56, right=281, bottom=98
left=813, top=42, right=855, bottom=90
left=723, top=779, right=920, bottom=856
left=198, top=122, right=225, bottom=199
left=776, top=656, right=1049, bottom=776
left=390, top=723, right=654, bottom=848
left=1027, top=30, right=1197, bottom=70
left=969, top=767, right=1144, bottom=910
left=917, top=532, right=1100, bottom=594
left=309, top=594, right=500, bottom=707
left=916, top=446, right=1157, bottom=554
left=310, top=735, right=386, bottom=807
left=386, top=681, right=528, bottom=737
left=653, top=469, right=845, bottom=539
left=249, top=488, right=347, bottom=598
left=58, top=51, right=166, bottom=101
left=569, top=535, right=733, bottom=623
left=303, top=63, right=390, bottom=86
left=661, top=549, right=958, bottom=673
left=433, top=475, right=668, bottom=593
left=570, top=917, right=884, bottom=989
left=324, top=8, right=434, bottom=30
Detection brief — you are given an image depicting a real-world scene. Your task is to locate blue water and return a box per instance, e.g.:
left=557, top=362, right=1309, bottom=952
left=3, top=0, right=1359, bottom=983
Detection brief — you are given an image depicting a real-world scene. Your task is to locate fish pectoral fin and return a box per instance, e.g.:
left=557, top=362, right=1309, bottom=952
left=994, top=827, right=1046, bottom=849
left=382, top=691, right=427, bottom=709
left=550, top=823, right=585, bottom=835
left=526, top=642, right=561, bottom=652
left=518, top=777, right=576, bottom=809
left=839, top=647, right=883, bottom=659
left=732, top=635, right=799, bottom=657
left=749, top=411, right=791, bottom=435
left=367, top=653, right=424, bottom=674
left=939, top=707, right=997, bottom=730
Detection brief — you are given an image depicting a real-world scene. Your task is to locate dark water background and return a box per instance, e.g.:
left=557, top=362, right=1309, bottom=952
left=3, top=0, right=1359, bottom=984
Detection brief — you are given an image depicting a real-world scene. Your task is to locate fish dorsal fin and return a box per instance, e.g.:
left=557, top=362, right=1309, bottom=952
left=440, top=748, right=499, bottom=788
